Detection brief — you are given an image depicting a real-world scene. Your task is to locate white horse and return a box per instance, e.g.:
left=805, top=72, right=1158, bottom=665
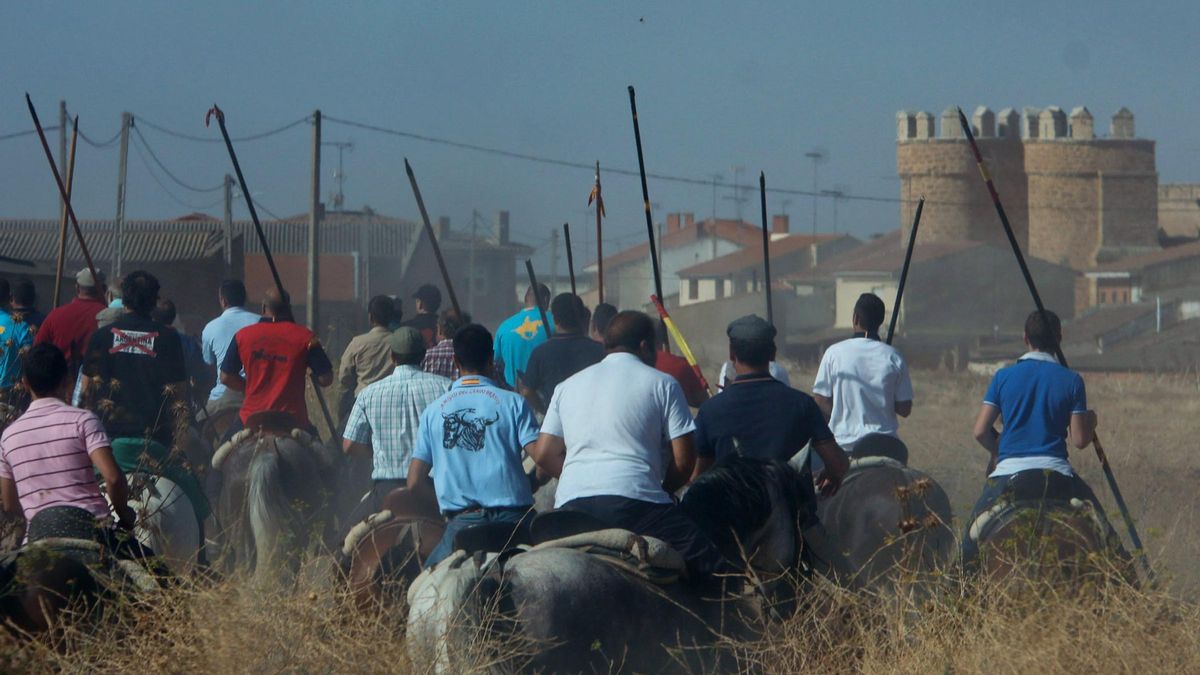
left=106, top=472, right=203, bottom=576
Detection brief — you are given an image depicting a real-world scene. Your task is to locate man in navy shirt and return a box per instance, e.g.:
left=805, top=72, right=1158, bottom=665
left=963, top=310, right=1122, bottom=568
left=520, top=293, right=604, bottom=413
left=692, top=314, right=851, bottom=579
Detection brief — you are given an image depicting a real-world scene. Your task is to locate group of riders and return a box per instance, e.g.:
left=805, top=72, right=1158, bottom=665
left=0, top=264, right=1124, bottom=592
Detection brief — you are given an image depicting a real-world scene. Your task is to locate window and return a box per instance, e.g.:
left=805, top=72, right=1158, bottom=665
left=688, top=279, right=699, bottom=300
left=715, top=279, right=725, bottom=299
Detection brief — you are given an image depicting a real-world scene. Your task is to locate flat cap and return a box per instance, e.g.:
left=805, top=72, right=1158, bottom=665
left=726, top=314, right=776, bottom=342
left=76, top=267, right=106, bottom=288
left=388, top=326, right=425, bottom=357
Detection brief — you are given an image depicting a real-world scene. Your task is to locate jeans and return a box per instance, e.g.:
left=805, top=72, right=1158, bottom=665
left=959, top=469, right=1117, bottom=570
left=560, top=495, right=729, bottom=581
left=425, top=507, right=531, bottom=567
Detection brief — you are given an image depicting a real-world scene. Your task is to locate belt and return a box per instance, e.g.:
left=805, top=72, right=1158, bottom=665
left=444, top=504, right=530, bottom=518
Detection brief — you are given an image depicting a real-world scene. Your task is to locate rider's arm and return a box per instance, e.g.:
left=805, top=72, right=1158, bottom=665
left=518, top=382, right=546, bottom=416
left=1069, top=410, right=1098, bottom=450
left=342, top=439, right=370, bottom=457
left=307, top=342, right=334, bottom=388
left=812, top=438, right=849, bottom=497
left=219, top=336, right=246, bottom=392
left=92, top=446, right=135, bottom=529
left=813, top=394, right=833, bottom=422
left=691, top=455, right=714, bottom=481
left=0, top=477, right=19, bottom=516
left=894, top=400, right=913, bottom=418
left=663, top=432, right=696, bottom=494
left=973, top=404, right=1001, bottom=460
left=406, top=458, right=434, bottom=492
left=530, top=433, right=566, bottom=478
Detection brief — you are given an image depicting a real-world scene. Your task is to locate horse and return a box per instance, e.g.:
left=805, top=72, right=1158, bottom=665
left=406, top=455, right=805, bottom=673
left=344, top=485, right=445, bottom=608
left=210, top=412, right=337, bottom=586
left=813, top=434, right=955, bottom=591
left=0, top=506, right=162, bottom=634
left=964, top=469, right=1133, bottom=590
left=122, top=473, right=203, bottom=576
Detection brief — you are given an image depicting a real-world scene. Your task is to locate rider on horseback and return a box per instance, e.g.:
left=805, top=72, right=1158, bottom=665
left=0, top=344, right=138, bottom=550
left=812, top=293, right=914, bottom=460
left=962, top=310, right=1122, bottom=570
left=407, top=324, right=538, bottom=566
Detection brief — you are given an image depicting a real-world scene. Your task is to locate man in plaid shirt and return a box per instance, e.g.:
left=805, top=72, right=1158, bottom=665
left=421, top=309, right=469, bottom=381
left=342, top=327, right=451, bottom=530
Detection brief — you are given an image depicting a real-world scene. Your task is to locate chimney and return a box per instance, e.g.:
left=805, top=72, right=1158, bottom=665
left=772, top=214, right=789, bottom=235
left=683, top=213, right=695, bottom=229
left=666, top=213, right=681, bottom=233
left=495, top=210, right=510, bottom=245
left=434, top=216, right=450, bottom=240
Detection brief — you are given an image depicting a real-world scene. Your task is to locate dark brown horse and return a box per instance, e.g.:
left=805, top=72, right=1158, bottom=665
left=344, top=485, right=445, bottom=608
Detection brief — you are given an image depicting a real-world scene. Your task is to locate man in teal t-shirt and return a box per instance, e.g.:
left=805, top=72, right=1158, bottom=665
left=0, top=279, right=34, bottom=391
left=493, top=283, right=554, bottom=388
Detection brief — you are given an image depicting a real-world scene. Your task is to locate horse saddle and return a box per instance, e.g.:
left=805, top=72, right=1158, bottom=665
left=452, top=520, right=533, bottom=557
left=849, top=433, right=909, bottom=465
left=529, top=509, right=612, bottom=545
left=528, top=528, right=686, bottom=585
left=27, top=505, right=103, bottom=543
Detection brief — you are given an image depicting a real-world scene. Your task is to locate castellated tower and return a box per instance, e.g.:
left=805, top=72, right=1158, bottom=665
left=896, top=106, right=1158, bottom=270
left=896, top=107, right=1029, bottom=250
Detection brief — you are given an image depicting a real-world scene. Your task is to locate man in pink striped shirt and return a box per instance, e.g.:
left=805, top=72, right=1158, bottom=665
left=0, top=344, right=134, bottom=543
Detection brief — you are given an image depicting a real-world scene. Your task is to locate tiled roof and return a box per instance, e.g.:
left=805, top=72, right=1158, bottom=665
left=788, top=229, right=902, bottom=279
left=677, top=233, right=846, bottom=278
left=1088, top=240, right=1200, bottom=274
left=586, top=218, right=763, bottom=271
left=0, top=221, right=224, bottom=263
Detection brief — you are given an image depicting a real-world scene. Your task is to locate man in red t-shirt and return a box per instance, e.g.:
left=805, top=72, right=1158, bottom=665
left=652, top=321, right=709, bottom=408
left=219, top=288, right=333, bottom=435
left=34, top=268, right=108, bottom=370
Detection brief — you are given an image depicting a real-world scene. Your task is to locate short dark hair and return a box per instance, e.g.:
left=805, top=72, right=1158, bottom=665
left=525, top=283, right=551, bottom=308
left=453, top=324, right=494, bottom=372
left=730, top=337, right=775, bottom=367
left=368, top=295, right=395, bottom=326
left=22, top=343, right=68, bottom=396
left=853, top=293, right=886, bottom=333
left=12, top=278, right=35, bottom=307
left=220, top=279, right=247, bottom=307
left=151, top=298, right=177, bottom=326
left=265, top=288, right=291, bottom=317
left=437, top=308, right=471, bottom=339
left=604, top=310, right=655, bottom=352
left=122, top=270, right=161, bottom=315
left=592, top=303, right=617, bottom=336
left=1024, top=310, right=1062, bottom=351
left=549, top=293, right=584, bottom=332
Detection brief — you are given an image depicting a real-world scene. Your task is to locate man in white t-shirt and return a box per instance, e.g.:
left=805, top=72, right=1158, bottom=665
left=812, top=293, right=913, bottom=455
left=531, top=310, right=725, bottom=581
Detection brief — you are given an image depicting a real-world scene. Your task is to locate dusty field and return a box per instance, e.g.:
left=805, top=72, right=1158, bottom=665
left=2, top=367, right=1198, bottom=673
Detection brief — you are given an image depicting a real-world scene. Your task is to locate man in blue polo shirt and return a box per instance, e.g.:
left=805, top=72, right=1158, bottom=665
left=693, top=314, right=851, bottom=580
left=962, top=309, right=1121, bottom=568
left=409, top=323, right=539, bottom=566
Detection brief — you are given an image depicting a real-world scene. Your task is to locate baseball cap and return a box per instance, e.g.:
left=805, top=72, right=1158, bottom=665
left=727, top=314, right=776, bottom=343
left=76, top=267, right=106, bottom=288
left=389, top=327, right=426, bottom=357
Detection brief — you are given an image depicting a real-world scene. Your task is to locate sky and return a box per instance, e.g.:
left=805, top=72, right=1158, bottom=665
left=4, top=1, right=1200, bottom=274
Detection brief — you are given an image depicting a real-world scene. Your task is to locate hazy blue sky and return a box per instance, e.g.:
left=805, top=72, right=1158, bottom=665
left=4, top=1, right=1199, bottom=270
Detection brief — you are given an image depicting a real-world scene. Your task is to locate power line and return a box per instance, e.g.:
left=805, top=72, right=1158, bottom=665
left=129, top=133, right=225, bottom=211
left=136, top=113, right=312, bottom=144
left=0, top=126, right=59, bottom=141
left=131, top=124, right=224, bottom=193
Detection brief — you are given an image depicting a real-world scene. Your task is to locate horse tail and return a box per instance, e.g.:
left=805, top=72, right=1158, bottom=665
left=247, top=444, right=296, bottom=583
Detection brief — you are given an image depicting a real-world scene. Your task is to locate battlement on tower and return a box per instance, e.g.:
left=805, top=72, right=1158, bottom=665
left=896, top=106, right=1139, bottom=142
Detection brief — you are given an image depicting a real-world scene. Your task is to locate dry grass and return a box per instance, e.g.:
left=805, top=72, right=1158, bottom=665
left=2, top=368, right=1198, bottom=673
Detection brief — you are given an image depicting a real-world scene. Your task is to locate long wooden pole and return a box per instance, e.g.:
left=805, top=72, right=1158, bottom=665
left=52, top=116, right=79, bottom=308
left=759, top=171, right=773, bottom=325
left=651, top=294, right=710, bottom=393
left=563, top=222, right=577, bottom=295
left=524, top=260, right=552, bottom=339
left=592, top=161, right=605, bottom=304
left=404, top=158, right=462, bottom=317
left=25, top=94, right=100, bottom=290
left=956, top=106, right=1152, bottom=583
left=886, top=196, right=924, bottom=345
left=627, top=86, right=663, bottom=304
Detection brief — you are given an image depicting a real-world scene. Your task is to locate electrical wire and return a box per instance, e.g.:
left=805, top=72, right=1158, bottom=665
left=129, top=134, right=225, bottom=211
left=136, top=114, right=312, bottom=144
left=0, top=126, right=59, bottom=141
left=132, top=125, right=224, bottom=193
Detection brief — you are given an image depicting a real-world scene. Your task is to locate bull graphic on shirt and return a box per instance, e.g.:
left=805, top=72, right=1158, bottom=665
left=442, top=408, right=499, bottom=452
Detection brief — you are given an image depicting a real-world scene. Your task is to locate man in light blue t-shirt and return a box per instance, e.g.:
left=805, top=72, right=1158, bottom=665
left=200, top=280, right=260, bottom=416
left=962, top=310, right=1121, bottom=568
left=409, top=323, right=538, bottom=566
left=493, top=283, right=554, bottom=389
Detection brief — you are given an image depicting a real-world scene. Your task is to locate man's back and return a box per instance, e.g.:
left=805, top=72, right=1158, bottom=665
left=413, top=375, right=537, bottom=513
left=36, top=296, right=107, bottom=366
left=0, top=311, right=33, bottom=389
left=654, top=350, right=707, bottom=407
left=522, top=334, right=605, bottom=403
left=813, top=337, right=912, bottom=447
left=401, top=313, right=438, bottom=349
left=0, top=398, right=111, bottom=524
left=985, top=354, right=1085, bottom=462
left=695, top=376, right=830, bottom=463
left=344, top=365, right=450, bottom=480
left=224, top=320, right=330, bottom=427
left=83, top=313, right=187, bottom=445
left=542, top=352, right=695, bottom=507
left=201, top=306, right=260, bottom=400
left=494, top=308, right=553, bottom=388
left=339, top=326, right=394, bottom=396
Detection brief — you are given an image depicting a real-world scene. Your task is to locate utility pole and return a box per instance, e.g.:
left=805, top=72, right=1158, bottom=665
left=308, top=110, right=322, bottom=330
left=805, top=150, right=826, bottom=239
left=468, top=210, right=479, bottom=316
left=223, top=174, right=233, bottom=267
left=550, top=226, right=560, bottom=295
left=114, top=112, right=131, bottom=279
left=58, top=101, right=66, bottom=215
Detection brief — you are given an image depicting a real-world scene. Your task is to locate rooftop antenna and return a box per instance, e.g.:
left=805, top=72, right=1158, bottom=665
left=323, top=140, right=354, bottom=211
